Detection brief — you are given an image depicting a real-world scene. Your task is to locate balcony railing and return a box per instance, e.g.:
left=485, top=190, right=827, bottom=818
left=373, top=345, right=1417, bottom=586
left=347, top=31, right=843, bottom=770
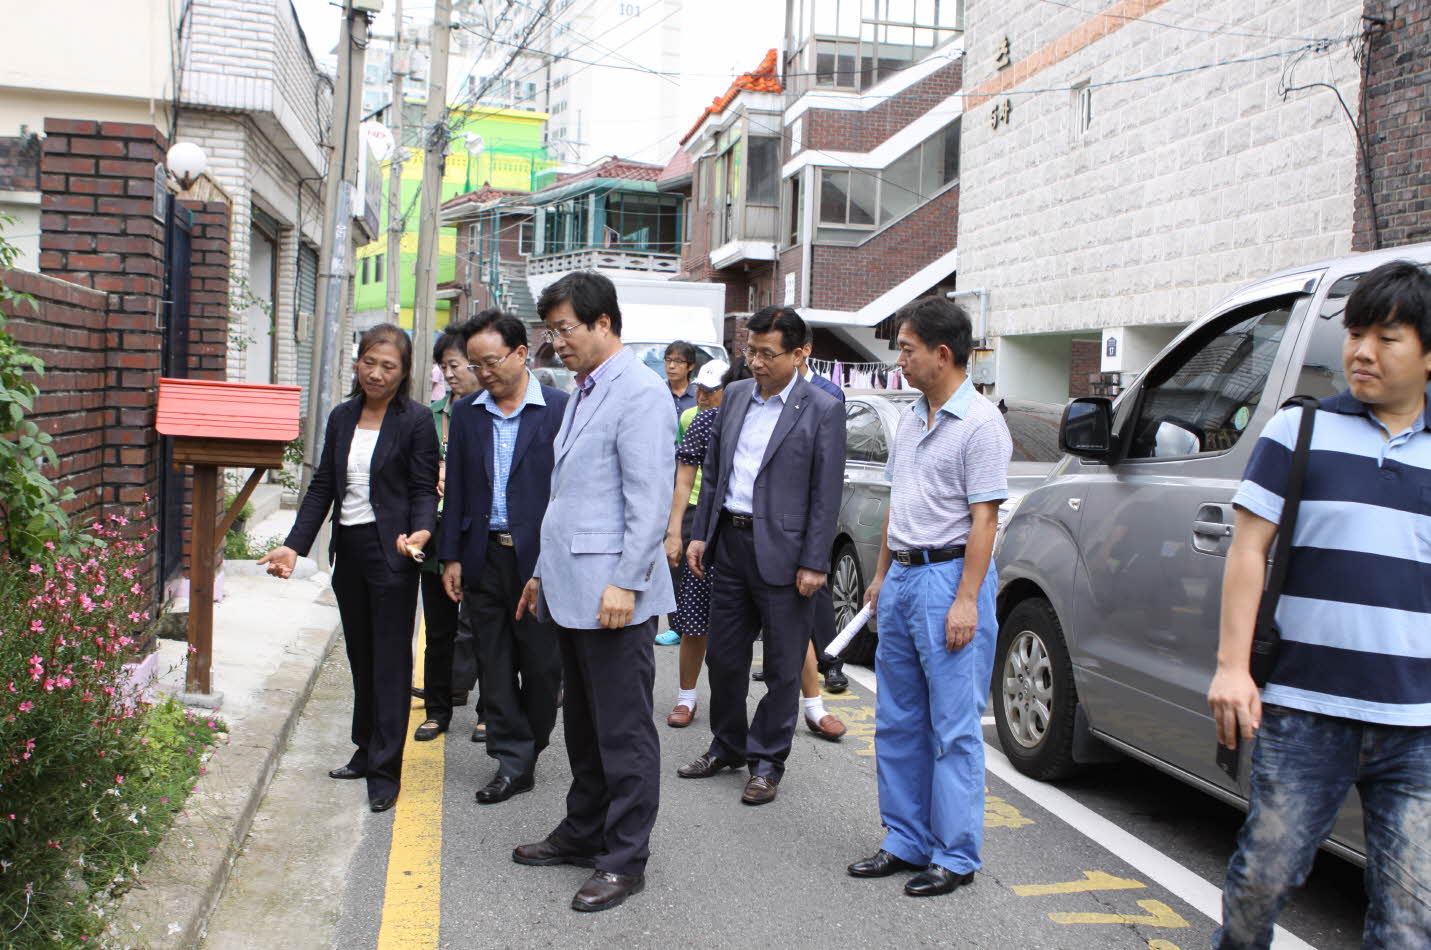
left=527, top=248, right=680, bottom=276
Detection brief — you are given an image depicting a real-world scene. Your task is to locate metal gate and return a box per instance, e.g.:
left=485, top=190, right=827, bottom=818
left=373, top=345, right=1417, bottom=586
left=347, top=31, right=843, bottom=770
left=157, top=201, right=193, bottom=583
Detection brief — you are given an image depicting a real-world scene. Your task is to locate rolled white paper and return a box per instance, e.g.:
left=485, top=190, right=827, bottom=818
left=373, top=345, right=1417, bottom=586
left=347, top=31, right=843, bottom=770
left=825, top=603, right=873, bottom=659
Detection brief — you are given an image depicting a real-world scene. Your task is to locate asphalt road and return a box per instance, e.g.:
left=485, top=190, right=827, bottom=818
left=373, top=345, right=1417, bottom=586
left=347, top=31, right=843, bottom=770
left=204, top=641, right=1367, bottom=950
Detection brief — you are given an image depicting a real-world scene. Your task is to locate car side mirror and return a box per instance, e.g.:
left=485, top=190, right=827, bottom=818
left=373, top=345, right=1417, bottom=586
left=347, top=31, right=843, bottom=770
left=1060, top=397, right=1115, bottom=459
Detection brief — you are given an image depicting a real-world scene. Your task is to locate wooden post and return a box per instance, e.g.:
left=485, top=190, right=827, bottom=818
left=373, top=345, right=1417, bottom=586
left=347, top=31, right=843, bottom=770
left=187, top=464, right=218, bottom=695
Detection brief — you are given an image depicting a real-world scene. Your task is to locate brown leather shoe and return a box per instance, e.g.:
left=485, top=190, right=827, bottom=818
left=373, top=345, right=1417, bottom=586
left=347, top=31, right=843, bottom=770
left=741, top=774, right=778, bottom=805
left=806, top=713, right=847, bottom=741
left=677, top=752, right=742, bottom=778
left=666, top=703, right=696, bottom=728
left=511, top=836, right=596, bottom=868
left=571, top=870, right=645, bottom=912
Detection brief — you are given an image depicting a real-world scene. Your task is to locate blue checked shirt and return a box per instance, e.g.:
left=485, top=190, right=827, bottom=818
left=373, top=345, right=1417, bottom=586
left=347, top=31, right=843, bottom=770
left=476, top=371, right=545, bottom=530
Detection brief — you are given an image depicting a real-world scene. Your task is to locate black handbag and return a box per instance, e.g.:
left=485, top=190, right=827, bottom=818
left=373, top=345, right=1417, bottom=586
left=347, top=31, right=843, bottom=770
left=1248, top=396, right=1319, bottom=687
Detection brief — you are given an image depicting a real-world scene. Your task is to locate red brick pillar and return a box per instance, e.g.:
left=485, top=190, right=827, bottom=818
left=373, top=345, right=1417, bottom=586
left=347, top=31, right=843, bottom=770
left=181, top=199, right=231, bottom=382
left=38, top=118, right=169, bottom=559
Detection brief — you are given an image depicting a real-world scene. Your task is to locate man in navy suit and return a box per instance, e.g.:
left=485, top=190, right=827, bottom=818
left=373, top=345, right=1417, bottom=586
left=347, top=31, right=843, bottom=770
left=679, top=306, right=846, bottom=805
left=440, top=310, right=569, bottom=804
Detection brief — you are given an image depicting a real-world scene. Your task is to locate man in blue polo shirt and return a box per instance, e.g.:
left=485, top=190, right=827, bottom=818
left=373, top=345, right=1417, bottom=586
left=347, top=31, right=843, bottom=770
left=1208, top=259, right=1431, bottom=949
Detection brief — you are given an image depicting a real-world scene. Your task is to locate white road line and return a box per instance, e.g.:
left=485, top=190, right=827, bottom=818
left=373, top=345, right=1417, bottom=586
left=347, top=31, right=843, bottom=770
left=842, top=664, right=1317, bottom=950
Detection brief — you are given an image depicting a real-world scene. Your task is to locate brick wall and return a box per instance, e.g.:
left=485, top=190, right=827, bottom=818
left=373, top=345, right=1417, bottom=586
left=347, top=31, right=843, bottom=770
left=21, top=117, right=232, bottom=588
left=1354, top=0, right=1431, bottom=250
left=809, top=185, right=959, bottom=311
left=0, top=271, right=109, bottom=518
left=1068, top=339, right=1100, bottom=398
left=0, top=132, right=41, bottom=191
left=803, top=59, right=964, bottom=153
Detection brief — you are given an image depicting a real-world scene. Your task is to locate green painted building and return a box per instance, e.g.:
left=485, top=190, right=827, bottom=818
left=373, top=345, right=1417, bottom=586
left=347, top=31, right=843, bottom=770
left=353, top=103, right=552, bottom=331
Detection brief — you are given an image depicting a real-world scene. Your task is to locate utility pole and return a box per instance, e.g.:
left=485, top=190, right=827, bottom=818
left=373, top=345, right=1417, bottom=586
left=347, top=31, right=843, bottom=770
left=306, top=1, right=374, bottom=486
left=385, top=0, right=405, bottom=322
left=410, top=0, right=452, bottom=401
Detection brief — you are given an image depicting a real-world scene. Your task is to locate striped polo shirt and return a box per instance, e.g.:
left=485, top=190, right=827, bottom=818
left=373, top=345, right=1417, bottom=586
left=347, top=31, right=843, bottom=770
left=886, top=377, right=1012, bottom=550
left=1233, top=390, right=1431, bottom=726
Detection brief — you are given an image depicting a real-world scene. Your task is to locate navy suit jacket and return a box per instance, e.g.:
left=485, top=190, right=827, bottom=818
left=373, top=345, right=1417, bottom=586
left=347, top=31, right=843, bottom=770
left=807, top=371, right=845, bottom=403
left=693, top=375, right=846, bottom=587
left=286, top=394, right=440, bottom=574
left=437, top=379, right=569, bottom=583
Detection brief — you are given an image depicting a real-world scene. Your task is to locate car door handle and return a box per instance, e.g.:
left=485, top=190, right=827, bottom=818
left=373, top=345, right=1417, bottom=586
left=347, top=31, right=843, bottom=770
left=1192, top=520, right=1232, bottom=538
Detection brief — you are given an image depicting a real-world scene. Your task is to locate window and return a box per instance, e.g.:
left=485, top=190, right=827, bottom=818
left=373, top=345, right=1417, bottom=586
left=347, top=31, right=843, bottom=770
left=748, top=136, right=780, bottom=206
left=845, top=403, right=889, bottom=463
left=518, top=220, right=534, bottom=255
left=784, top=175, right=803, bottom=246
left=1071, top=80, right=1093, bottom=138
left=818, top=118, right=959, bottom=233
left=360, top=257, right=370, bottom=284
left=374, top=254, right=384, bottom=281
left=1123, top=301, right=1295, bottom=460
left=795, top=0, right=963, bottom=94
left=1294, top=274, right=1361, bottom=398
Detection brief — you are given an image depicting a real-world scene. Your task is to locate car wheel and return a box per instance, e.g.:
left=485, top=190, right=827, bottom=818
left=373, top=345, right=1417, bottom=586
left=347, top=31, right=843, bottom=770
left=993, top=597, right=1079, bottom=781
left=830, top=542, right=876, bottom=666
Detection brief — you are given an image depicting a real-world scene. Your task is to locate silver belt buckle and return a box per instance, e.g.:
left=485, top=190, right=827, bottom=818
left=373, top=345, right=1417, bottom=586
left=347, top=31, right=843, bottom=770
left=893, top=550, right=913, bottom=566
left=496, top=532, right=514, bottom=547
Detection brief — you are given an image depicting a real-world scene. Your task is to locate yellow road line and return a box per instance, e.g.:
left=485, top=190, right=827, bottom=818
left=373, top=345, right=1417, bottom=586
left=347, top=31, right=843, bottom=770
left=1011, top=870, right=1145, bottom=897
left=377, top=618, right=445, bottom=949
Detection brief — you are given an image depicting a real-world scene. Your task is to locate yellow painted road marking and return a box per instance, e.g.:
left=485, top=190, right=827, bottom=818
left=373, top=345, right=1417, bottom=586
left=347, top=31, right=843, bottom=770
left=985, top=790, right=1035, bottom=829
left=377, top=619, right=445, bottom=949
left=1011, top=870, right=1144, bottom=897
left=1148, top=941, right=1184, bottom=949
left=1048, top=899, right=1190, bottom=927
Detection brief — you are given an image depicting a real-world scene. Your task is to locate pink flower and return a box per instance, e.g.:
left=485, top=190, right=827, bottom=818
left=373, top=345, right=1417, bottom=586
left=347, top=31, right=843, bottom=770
left=114, top=774, right=124, bottom=785
left=28, top=564, right=41, bottom=574
left=17, top=702, right=32, bottom=713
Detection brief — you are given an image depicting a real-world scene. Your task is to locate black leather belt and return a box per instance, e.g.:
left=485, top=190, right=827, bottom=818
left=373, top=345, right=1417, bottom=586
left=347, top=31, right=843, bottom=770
left=490, top=531, right=515, bottom=547
left=720, top=509, right=754, bottom=530
left=891, top=545, right=965, bottom=567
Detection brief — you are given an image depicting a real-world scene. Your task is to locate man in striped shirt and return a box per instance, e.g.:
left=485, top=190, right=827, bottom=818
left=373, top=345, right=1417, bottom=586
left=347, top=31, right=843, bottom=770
left=846, top=296, right=1012, bottom=897
left=1209, top=260, right=1431, bottom=949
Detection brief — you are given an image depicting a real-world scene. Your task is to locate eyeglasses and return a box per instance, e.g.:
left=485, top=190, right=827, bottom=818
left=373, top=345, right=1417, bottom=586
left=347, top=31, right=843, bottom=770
left=543, top=322, right=582, bottom=343
left=465, top=350, right=518, bottom=373
left=743, top=346, right=790, bottom=363
left=663, top=357, right=692, bottom=366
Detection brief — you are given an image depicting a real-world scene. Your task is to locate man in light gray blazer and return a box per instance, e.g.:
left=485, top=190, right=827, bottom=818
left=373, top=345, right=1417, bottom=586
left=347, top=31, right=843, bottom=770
left=513, top=271, right=676, bottom=914
left=680, top=307, right=846, bottom=806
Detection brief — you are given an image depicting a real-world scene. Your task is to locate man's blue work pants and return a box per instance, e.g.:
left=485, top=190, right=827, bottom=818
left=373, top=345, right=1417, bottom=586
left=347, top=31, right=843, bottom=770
left=874, top=558, right=997, bottom=875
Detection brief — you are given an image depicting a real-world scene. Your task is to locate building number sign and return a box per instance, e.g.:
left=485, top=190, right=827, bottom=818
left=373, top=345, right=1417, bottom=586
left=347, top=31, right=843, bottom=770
left=990, top=98, right=1012, bottom=130
left=995, top=35, right=1011, bottom=70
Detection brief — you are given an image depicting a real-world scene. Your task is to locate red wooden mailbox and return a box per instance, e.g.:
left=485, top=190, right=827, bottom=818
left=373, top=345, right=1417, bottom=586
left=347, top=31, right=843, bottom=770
left=156, top=378, right=302, bottom=697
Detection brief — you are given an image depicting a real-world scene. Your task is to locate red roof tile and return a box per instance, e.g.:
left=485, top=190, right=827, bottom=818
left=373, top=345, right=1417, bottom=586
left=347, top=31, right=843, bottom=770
left=679, top=50, right=783, bottom=146
left=657, top=148, right=692, bottom=184
left=156, top=378, right=302, bottom=442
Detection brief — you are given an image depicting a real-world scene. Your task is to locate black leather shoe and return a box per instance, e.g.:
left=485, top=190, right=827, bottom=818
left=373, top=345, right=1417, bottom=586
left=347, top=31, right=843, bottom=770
left=823, top=663, right=849, bottom=693
left=476, top=772, right=534, bottom=804
left=512, top=836, right=596, bottom=868
left=740, top=774, right=778, bottom=805
left=848, top=849, right=924, bottom=878
left=413, top=719, right=447, bottom=742
left=369, top=795, right=397, bottom=812
left=750, top=668, right=766, bottom=682
left=677, top=752, right=743, bottom=779
left=571, top=870, right=644, bottom=912
left=471, top=721, right=488, bottom=743
left=328, top=765, right=364, bottom=780
left=904, top=865, right=974, bottom=896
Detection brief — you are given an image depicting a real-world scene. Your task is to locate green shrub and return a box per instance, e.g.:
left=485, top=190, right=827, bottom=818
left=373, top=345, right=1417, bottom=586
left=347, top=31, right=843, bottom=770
left=0, top=516, right=224, bottom=946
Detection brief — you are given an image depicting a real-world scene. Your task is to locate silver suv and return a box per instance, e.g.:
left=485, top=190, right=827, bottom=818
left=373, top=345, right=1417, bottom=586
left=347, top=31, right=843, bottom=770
left=993, top=241, right=1431, bottom=865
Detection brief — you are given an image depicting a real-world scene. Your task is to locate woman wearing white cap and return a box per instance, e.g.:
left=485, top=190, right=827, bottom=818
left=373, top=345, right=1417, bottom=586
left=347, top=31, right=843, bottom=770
left=658, top=358, right=743, bottom=722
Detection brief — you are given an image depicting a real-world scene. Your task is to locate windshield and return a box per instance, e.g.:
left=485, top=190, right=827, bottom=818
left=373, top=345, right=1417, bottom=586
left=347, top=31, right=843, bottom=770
left=626, top=342, right=728, bottom=380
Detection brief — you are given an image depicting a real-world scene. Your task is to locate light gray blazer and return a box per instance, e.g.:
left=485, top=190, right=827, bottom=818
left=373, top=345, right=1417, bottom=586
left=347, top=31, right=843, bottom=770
left=535, top=346, right=677, bottom=629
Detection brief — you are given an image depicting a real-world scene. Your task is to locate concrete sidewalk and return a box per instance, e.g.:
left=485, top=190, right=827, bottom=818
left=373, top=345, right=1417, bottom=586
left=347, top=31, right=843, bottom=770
left=107, top=507, right=343, bottom=950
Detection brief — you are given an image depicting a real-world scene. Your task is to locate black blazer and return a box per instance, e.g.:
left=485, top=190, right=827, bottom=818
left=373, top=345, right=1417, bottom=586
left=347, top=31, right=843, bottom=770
left=286, top=394, right=440, bottom=574
left=692, top=376, right=846, bottom=587
left=437, top=381, right=568, bottom=583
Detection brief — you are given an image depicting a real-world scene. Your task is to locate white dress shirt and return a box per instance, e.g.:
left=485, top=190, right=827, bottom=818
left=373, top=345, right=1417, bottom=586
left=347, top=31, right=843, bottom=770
left=340, top=428, right=379, bottom=525
left=722, top=373, right=798, bottom=515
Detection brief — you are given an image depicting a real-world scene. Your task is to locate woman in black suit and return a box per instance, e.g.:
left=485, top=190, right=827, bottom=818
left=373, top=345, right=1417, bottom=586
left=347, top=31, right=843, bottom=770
left=260, top=323, right=439, bottom=812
